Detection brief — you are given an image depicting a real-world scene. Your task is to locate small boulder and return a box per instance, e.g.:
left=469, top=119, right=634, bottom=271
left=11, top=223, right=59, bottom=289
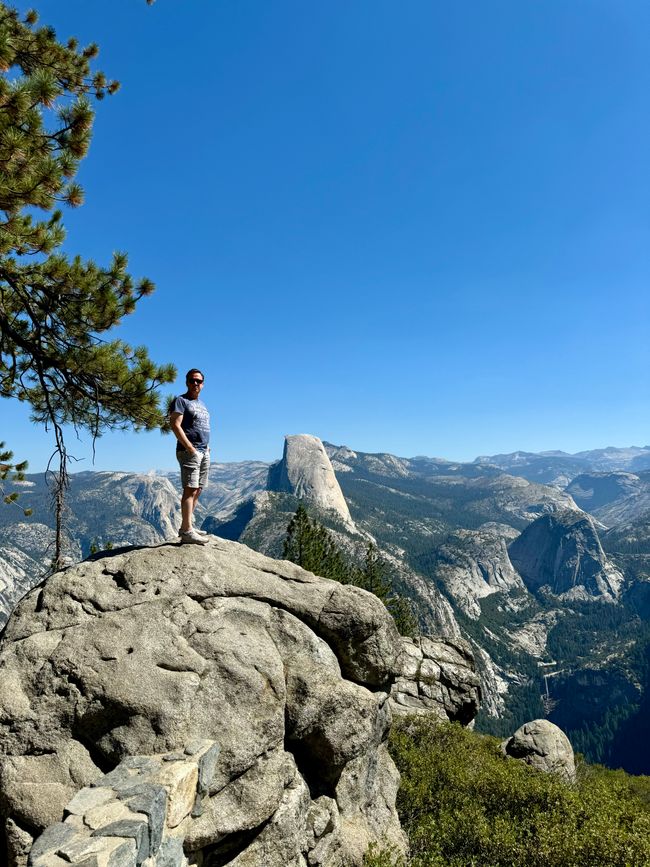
left=501, top=719, right=576, bottom=783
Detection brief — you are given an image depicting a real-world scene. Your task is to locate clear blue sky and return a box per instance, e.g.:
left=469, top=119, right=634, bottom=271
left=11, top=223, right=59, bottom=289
left=4, top=0, right=650, bottom=472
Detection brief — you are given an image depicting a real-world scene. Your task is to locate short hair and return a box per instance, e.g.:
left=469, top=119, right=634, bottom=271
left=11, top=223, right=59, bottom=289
left=185, top=368, right=204, bottom=382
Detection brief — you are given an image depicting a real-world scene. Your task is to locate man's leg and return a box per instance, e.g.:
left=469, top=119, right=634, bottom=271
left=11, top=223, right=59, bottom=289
left=190, top=487, right=202, bottom=531
left=191, top=451, right=210, bottom=533
left=180, top=486, right=199, bottom=533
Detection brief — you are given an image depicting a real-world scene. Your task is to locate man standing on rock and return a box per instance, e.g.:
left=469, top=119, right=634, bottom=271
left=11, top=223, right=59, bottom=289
left=170, top=368, right=211, bottom=545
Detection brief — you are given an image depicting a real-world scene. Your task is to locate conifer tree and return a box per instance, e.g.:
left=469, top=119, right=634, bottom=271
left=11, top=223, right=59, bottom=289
left=283, top=505, right=419, bottom=636
left=360, top=542, right=392, bottom=600
left=0, top=440, right=30, bottom=515
left=359, top=541, right=418, bottom=636
left=283, top=504, right=352, bottom=582
left=0, top=4, right=175, bottom=566
left=385, top=594, right=418, bottom=638
left=283, top=504, right=313, bottom=568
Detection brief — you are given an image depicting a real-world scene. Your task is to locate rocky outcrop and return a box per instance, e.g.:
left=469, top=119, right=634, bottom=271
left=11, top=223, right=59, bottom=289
left=508, top=510, right=624, bottom=602
left=508, top=610, right=563, bottom=657
left=28, top=740, right=217, bottom=867
left=389, top=636, right=481, bottom=725
left=501, top=719, right=576, bottom=783
left=268, top=435, right=355, bottom=530
left=168, top=460, right=271, bottom=523
left=433, top=527, right=524, bottom=619
left=566, top=472, right=643, bottom=517
left=0, top=538, right=405, bottom=866
left=0, top=526, right=55, bottom=627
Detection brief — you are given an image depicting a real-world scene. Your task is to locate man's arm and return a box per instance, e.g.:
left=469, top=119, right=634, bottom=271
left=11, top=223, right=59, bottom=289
left=170, top=413, right=197, bottom=453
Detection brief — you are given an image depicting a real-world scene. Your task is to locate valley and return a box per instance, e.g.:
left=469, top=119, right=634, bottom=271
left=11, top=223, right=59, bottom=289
left=3, top=438, right=650, bottom=772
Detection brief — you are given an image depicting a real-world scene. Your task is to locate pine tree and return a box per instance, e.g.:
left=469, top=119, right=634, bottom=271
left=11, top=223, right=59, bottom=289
left=385, top=595, right=418, bottom=639
left=359, top=542, right=392, bottom=601
left=0, top=440, right=31, bottom=516
left=0, top=4, right=175, bottom=566
left=283, top=506, right=419, bottom=636
left=283, top=505, right=314, bottom=569
left=283, top=504, right=352, bottom=582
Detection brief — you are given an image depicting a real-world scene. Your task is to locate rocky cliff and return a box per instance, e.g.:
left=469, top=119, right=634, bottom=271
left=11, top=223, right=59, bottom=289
left=389, top=635, right=481, bottom=723
left=508, top=510, right=624, bottom=602
left=267, top=435, right=356, bottom=531
left=432, top=526, right=524, bottom=619
left=0, top=538, right=407, bottom=866
left=0, top=523, right=58, bottom=628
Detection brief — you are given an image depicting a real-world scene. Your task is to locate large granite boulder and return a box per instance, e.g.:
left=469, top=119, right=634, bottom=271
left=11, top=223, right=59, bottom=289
left=0, top=538, right=405, bottom=866
left=389, top=635, right=481, bottom=725
left=501, top=719, right=576, bottom=783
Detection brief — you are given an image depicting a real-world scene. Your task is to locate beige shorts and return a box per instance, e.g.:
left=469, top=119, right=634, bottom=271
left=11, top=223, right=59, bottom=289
left=177, top=448, right=210, bottom=489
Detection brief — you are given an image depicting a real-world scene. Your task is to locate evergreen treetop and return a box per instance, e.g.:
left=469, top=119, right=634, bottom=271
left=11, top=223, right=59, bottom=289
left=283, top=504, right=418, bottom=637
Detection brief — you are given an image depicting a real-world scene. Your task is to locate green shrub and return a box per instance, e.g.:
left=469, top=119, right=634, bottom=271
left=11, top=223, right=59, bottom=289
left=371, top=717, right=650, bottom=867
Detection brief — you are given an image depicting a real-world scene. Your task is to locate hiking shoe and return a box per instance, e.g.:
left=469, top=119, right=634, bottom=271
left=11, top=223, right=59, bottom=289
left=178, top=526, right=210, bottom=537
left=180, top=529, right=208, bottom=545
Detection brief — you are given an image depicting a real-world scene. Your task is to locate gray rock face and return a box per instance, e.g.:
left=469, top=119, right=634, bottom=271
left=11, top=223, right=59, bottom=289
left=167, top=459, right=271, bottom=522
left=434, top=527, right=525, bottom=619
left=566, top=471, right=644, bottom=516
left=469, top=643, right=510, bottom=717
left=501, top=719, right=576, bottom=783
left=0, top=473, right=183, bottom=628
left=0, top=538, right=405, bottom=866
left=508, top=510, right=623, bottom=602
left=389, top=636, right=481, bottom=724
left=508, top=609, right=562, bottom=657
left=268, top=435, right=355, bottom=530
left=0, top=533, right=50, bottom=628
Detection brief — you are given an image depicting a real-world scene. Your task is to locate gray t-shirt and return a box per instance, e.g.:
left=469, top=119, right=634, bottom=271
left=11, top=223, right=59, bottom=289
left=171, top=395, right=210, bottom=450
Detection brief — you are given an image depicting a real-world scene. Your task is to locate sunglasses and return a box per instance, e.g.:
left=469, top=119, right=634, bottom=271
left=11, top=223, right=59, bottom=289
left=188, top=378, right=204, bottom=384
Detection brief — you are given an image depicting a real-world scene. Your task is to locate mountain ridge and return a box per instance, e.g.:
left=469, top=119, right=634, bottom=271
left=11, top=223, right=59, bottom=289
left=2, top=436, right=650, bottom=771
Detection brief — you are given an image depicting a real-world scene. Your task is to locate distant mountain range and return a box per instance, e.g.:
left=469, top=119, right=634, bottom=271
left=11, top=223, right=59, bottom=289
left=474, top=446, right=650, bottom=486
left=2, top=439, right=650, bottom=773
